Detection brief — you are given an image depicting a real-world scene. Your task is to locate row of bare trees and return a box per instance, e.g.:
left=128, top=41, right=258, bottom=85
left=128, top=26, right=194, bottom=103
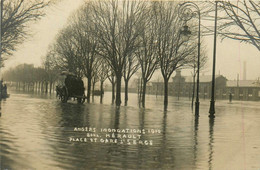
left=4, top=0, right=258, bottom=108
left=2, top=63, right=58, bottom=93
left=47, top=0, right=199, bottom=108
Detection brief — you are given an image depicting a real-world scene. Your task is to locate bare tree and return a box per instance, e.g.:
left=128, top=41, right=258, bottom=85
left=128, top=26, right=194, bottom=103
left=202, top=1, right=260, bottom=51
left=1, top=0, right=52, bottom=59
left=217, top=0, right=260, bottom=51
left=91, top=63, right=100, bottom=101
left=97, top=59, right=109, bottom=103
left=42, top=50, right=59, bottom=93
left=152, top=1, right=197, bottom=109
left=186, top=46, right=208, bottom=110
left=123, top=54, right=140, bottom=105
left=91, top=0, right=147, bottom=106
left=70, top=6, right=99, bottom=103
left=107, top=68, right=116, bottom=104
left=136, top=4, right=159, bottom=107
left=53, top=25, right=84, bottom=77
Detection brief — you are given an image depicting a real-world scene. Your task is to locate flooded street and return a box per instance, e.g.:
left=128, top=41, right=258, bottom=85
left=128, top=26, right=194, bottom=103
left=1, top=91, right=260, bottom=170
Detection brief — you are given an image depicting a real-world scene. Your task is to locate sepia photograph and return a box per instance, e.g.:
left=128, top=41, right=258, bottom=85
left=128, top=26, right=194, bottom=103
left=0, top=0, right=260, bottom=169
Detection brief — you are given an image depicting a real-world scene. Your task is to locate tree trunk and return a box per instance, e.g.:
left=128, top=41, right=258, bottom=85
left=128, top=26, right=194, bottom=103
left=49, top=82, right=52, bottom=94
left=100, top=81, right=104, bottom=104
left=45, top=82, right=48, bottom=93
left=164, top=77, right=169, bottom=110
left=112, top=82, right=115, bottom=104
left=139, top=78, right=143, bottom=102
left=92, top=81, right=95, bottom=101
left=41, top=82, right=44, bottom=92
left=53, top=82, right=55, bottom=93
left=32, top=82, right=35, bottom=91
left=35, top=82, right=38, bottom=92
left=116, top=74, right=122, bottom=106
left=142, top=79, right=147, bottom=108
left=87, top=77, right=91, bottom=103
left=124, top=79, right=129, bottom=106
left=23, top=82, right=25, bottom=91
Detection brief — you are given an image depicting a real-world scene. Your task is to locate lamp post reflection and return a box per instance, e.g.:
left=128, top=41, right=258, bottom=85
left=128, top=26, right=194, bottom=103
left=193, top=115, right=199, bottom=168
left=208, top=117, right=215, bottom=170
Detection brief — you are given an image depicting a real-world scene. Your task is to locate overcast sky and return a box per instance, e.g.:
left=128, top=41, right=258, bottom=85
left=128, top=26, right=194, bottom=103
left=3, top=0, right=260, bottom=81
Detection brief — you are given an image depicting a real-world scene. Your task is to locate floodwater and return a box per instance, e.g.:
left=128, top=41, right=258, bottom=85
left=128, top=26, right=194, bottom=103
left=0, top=91, right=260, bottom=170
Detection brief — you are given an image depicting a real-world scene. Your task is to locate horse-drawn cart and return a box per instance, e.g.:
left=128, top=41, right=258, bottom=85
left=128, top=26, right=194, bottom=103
left=56, top=72, right=86, bottom=103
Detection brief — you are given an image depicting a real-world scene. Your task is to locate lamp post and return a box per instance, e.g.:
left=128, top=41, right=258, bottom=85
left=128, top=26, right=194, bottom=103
left=0, top=0, right=3, bottom=116
left=178, top=2, right=201, bottom=117
left=209, top=1, right=218, bottom=118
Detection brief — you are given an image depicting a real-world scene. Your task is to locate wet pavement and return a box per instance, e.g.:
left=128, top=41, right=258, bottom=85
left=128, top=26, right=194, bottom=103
left=0, top=91, right=260, bottom=169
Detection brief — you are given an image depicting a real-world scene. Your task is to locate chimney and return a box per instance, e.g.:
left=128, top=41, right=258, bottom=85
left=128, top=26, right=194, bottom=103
left=243, top=61, right=246, bottom=80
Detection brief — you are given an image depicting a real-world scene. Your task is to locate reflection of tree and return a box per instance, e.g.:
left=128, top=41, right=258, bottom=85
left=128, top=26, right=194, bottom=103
left=106, top=107, right=127, bottom=168
left=47, top=103, right=92, bottom=169
left=208, top=117, right=215, bottom=170
left=114, top=108, right=120, bottom=130
left=59, top=103, right=86, bottom=127
left=136, top=109, right=145, bottom=169
left=156, top=110, right=173, bottom=169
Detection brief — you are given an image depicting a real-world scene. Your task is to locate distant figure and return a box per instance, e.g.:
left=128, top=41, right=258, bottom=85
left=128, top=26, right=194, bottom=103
left=0, top=79, right=3, bottom=89
left=229, top=92, right=232, bottom=103
left=0, top=80, right=3, bottom=98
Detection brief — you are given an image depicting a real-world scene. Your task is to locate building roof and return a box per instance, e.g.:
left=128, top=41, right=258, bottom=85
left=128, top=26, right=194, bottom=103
left=226, top=80, right=260, bottom=87
left=182, top=75, right=224, bottom=83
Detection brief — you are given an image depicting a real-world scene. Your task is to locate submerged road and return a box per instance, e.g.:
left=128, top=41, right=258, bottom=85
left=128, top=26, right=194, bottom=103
left=0, top=91, right=260, bottom=169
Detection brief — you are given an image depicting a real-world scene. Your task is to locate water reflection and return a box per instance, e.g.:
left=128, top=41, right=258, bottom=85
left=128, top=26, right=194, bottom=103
left=1, top=92, right=260, bottom=169
left=193, top=116, right=199, bottom=169
left=59, top=103, right=86, bottom=127
left=137, top=109, right=145, bottom=169
left=208, top=117, right=215, bottom=170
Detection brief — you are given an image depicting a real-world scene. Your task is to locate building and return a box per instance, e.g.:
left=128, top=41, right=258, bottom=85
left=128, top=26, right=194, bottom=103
left=146, top=70, right=260, bottom=101
left=226, top=80, right=260, bottom=101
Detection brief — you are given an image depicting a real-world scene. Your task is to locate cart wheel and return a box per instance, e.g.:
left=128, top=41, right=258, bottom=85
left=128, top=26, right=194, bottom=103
left=81, top=95, right=85, bottom=104
left=61, top=95, right=68, bottom=103
left=77, top=97, right=82, bottom=104
left=77, top=94, right=85, bottom=104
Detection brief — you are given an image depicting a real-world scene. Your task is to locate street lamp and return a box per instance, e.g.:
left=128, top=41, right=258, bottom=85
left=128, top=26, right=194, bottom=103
left=209, top=1, right=218, bottom=118
left=0, top=0, right=3, bottom=117
left=178, top=1, right=201, bottom=117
